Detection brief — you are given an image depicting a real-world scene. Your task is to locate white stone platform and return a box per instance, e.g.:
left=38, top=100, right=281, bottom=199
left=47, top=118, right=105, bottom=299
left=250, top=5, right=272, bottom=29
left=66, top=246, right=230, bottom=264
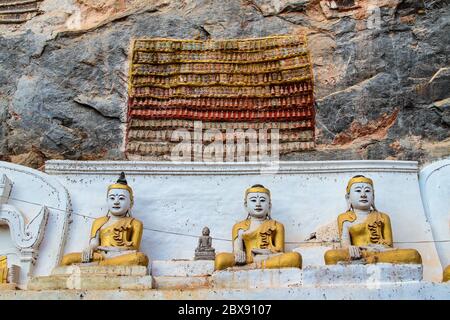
left=0, top=282, right=448, bottom=300
left=28, top=265, right=152, bottom=290
left=152, top=260, right=214, bottom=290
left=210, top=264, right=423, bottom=289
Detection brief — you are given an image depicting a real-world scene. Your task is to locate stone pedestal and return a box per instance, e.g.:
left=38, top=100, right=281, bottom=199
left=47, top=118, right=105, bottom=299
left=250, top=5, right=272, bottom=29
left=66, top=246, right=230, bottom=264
left=210, top=268, right=302, bottom=289
left=302, top=264, right=423, bottom=286
left=28, top=265, right=152, bottom=290
left=210, top=264, right=423, bottom=289
left=151, top=260, right=214, bottom=290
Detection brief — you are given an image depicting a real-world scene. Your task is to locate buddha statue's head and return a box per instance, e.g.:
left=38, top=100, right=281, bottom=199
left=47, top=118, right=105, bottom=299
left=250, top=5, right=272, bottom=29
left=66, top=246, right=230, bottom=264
left=107, top=172, right=134, bottom=217
left=345, top=175, right=376, bottom=211
left=202, top=227, right=210, bottom=236
left=244, top=184, right=271, bottom=219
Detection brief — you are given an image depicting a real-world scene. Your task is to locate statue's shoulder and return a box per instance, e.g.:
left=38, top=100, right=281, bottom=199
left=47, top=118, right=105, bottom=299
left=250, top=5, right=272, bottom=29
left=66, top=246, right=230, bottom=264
left=130, top=217, right=143, bottom=227
left=371, top=211, right=391, bottom=221
left=92, top=216, right=109, bottom=227
left=233, top=219, right=251, bottom=231
left=268, top=219, right=284, bottom=228
left=337, top=211, right=356, bottom=224
left=90, top=216, right=109, bottom=238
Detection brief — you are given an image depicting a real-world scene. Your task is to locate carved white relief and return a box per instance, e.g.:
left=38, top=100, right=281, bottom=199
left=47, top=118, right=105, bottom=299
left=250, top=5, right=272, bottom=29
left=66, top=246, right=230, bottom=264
left=0, top=162, right=71, bottom=288
left=419, top=158, right=450, bottom=270
left=0, top=175, right=48, bottom=250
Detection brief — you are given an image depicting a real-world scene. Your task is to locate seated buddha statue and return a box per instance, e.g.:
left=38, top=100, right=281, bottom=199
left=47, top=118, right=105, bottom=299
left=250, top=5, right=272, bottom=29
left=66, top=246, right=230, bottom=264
left=443, top=265, right=450, bottom=282
left=324, top=175, right=422, bottom=265
left=215, top=184, right=302, bottom=271
left=60, top=172, right=149, bottom=267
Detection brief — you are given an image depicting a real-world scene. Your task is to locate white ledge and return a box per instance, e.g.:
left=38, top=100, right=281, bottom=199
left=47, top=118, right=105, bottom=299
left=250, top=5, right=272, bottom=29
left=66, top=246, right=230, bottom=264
left=45, top=160, right=419, bottom=175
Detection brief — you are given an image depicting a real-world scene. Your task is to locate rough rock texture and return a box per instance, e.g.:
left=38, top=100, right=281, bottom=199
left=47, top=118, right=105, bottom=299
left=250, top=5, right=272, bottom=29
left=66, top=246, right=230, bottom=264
left=0, top=0, right=449, bottom=168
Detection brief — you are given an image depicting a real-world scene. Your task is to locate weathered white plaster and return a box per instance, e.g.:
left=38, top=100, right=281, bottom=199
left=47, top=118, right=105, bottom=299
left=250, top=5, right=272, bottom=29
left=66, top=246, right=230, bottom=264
left=302, top=264, right=423, bottom=286
left=151, top=260, right=214, bottom=277
left=45, top=160, right=441, bottom=281
left=293, top=245, right=332, bottom=267
left=0, top=161, right=71, bottom=288
left=51, top=265, right=148, bottom=276
left=211, top=268, right=302, bottom=289
left=28, top=274, right=153, bottom=290
left=419, top=158, right=450, bottom=271
left=0, top=175, right=48, bottom=249
left=1, top=282, right=449, bottom=299
left=153, top=276, right=209, bottom=290
left=210, top=264, right=422, bottom=289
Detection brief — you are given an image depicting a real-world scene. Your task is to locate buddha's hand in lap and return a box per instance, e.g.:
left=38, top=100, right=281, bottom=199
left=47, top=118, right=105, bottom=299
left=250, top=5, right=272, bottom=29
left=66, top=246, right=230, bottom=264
left=251, top=248, right=273, bottom=255
left=348, top=246, right=362, bottom=259
left=97, top=246, right=130, bottom=252
left=362, top=244, right=388, bottom=252
left=234, top=250, right=246, bottom=264
left=81, top=248, right=93, bottom=263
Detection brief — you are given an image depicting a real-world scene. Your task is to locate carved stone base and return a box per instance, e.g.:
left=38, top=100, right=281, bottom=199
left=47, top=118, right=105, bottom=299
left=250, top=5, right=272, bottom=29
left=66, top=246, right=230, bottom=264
left=194, top=251, right=215, bottom=261
left=51, top=265, right=148, bottom=276
left=152, top=260, right=214, bottom=277
left=153, top=276, right=210, bottom=290
left=28, top=265, right=152, bottom=290
left=211, top=264, right=423, bottom=289
left=211, top=268, right=302, bottom=289
left=303, top=264, right=423, bottom=285
left=151, top=260, right=214, bottom=290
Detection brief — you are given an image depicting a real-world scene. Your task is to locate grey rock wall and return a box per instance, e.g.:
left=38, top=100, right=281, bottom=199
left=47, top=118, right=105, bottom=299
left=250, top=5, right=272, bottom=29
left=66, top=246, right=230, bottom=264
left=0, top=0, right=448, bottom=168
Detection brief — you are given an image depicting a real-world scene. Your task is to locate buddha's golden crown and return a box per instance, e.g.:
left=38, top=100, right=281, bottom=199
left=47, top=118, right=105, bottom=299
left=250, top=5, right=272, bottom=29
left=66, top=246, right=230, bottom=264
left=107, top=172, right=134, bottom=204
left=245, top=184, right=271, bottom=198
left=346, top=175, right=373, bottom=194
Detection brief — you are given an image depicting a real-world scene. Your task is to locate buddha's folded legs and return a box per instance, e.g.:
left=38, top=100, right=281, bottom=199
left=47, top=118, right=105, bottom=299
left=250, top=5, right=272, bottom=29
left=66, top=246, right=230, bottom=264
left=60, top=252, right=104, bottom=266
left=259, top=252, right=302, bottom=269
left=442, top=265, right=450, bottom=282
left=60, top=252, right=149, bottom=267
left=324, top=248, right=422, bottom=265
left=215, top=252, right=236, bottom=271
left=98, top=252, right=149, bottom=267
left=215, top=252, right=302, bottom=270
left=324, top=249, right=351, bottom=265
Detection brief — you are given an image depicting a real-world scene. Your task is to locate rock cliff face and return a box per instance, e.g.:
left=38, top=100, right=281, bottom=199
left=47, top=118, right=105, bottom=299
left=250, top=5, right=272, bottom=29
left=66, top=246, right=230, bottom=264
left=0, top=0, right=448, bottom=168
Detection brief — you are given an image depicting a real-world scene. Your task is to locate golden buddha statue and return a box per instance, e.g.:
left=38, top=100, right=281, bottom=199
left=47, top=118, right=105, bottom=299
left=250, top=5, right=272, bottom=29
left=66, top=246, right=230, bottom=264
left=324, top=175, right=422, bottom=265
left=60, top=172, right=149, bottom=267
left=443, top=265, right=450, bottom=282
left=0, top=256, right=7, bottom=283
left=215, top=184, right=302, bottom=270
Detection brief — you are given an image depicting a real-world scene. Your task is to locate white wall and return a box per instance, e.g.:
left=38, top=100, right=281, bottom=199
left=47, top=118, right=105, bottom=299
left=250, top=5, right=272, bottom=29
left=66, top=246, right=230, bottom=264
left=45, top=160, right=443, bottom=282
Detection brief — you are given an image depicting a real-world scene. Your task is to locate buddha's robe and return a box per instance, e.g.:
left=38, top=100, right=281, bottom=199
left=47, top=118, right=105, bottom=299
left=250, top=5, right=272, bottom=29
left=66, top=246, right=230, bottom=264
left=443, top=265, right=450, bottom=282
left=215, top=219, right=302, bottom=270
left=61, top=216, right=148, bottom=266
left=324, top=211, right=421, bottom=265
left=0, top=256, right=7, bottom=283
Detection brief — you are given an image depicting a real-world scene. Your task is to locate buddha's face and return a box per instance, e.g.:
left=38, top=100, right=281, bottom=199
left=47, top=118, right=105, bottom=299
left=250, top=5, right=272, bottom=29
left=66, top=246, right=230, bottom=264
left=245, top=192, right=271, bottom=219
left=107, top=188, right=131, bottom=217
left=347, top=182, right=374, bottom=211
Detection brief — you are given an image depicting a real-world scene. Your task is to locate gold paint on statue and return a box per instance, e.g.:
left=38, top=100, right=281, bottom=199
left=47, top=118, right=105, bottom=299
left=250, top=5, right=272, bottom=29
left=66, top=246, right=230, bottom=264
left=443, top=265, right=450, bottom=282
left=215, top=185, right=301, bottom=270
left=60, top=172, right=148, bottom=267
left=0, top=256, right=7, bottom=284
left=325, top=175, right=422, bottom=265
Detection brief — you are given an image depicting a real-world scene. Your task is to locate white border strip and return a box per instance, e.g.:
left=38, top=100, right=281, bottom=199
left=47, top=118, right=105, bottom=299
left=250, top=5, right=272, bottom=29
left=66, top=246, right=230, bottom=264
left=45, top=160, right=418, bottom=175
